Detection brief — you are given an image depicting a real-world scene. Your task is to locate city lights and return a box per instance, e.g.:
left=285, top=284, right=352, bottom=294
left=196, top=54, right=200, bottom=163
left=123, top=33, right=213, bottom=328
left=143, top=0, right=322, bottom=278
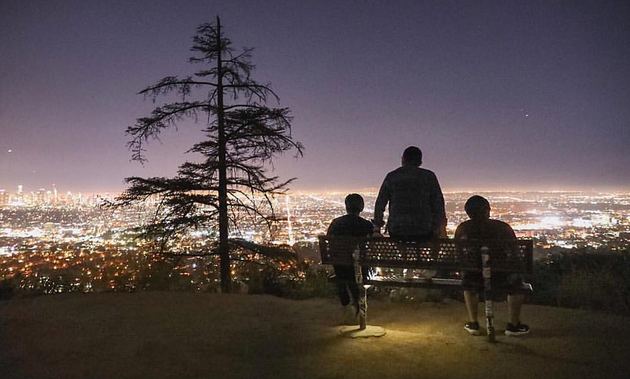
left=1, top=185, right=629, bottom=295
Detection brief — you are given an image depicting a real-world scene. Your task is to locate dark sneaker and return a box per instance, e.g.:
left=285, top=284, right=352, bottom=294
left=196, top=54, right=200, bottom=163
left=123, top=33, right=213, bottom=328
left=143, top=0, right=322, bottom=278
left=464, top=322, right=481, bottom=336
left=505, top=323, right=530, bottom=336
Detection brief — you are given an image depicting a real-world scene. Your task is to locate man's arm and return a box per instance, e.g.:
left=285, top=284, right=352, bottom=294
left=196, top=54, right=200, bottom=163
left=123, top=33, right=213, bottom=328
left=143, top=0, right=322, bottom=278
left=430, top=172, right=447, bottom=237
left=373, top=176, right=390, bottom=229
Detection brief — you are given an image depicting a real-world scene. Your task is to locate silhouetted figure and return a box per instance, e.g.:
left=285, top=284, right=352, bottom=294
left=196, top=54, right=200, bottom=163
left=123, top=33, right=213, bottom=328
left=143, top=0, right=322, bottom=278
left=455, top=195, right=530, bottom=336
left=373, top=146, right=447, bottom=240
left=327, top=194, right=374, bottom=323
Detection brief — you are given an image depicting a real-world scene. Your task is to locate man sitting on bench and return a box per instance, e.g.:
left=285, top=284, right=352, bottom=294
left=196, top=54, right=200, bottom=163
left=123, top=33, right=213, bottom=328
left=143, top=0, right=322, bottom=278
left=455, top=195, right=531, bottom=337
left=327, top=193, right=374, bottom=324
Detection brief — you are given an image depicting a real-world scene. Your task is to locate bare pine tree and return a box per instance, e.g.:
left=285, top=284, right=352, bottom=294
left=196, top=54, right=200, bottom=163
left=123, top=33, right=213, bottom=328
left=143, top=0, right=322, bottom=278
left=115, top=17, right=303, bottom=293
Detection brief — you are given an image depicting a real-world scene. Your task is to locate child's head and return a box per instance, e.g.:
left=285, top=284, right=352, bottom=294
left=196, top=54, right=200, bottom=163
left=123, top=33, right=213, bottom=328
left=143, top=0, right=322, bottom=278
left=345, top=193, right=365, bottom=215
left=464, top=195, right=491, bottom=221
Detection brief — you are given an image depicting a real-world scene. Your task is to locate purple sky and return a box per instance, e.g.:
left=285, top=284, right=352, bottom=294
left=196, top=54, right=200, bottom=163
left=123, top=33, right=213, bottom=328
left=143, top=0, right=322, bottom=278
left=1, top=0, right=629, bottom=194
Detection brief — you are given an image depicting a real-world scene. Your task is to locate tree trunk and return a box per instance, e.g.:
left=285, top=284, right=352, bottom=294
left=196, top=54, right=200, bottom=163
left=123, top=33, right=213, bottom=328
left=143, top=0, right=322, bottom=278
left=216, top=16, right=231, bottom=294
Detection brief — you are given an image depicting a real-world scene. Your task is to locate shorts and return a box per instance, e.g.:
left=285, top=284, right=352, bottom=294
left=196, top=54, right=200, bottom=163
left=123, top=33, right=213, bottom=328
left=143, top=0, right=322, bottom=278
left=462, top=271, right=524, bottom=291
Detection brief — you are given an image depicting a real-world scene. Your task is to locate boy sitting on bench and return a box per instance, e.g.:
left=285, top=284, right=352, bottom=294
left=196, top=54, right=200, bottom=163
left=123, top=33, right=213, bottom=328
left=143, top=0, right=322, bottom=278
left=455, top=195, right=530, bottom=337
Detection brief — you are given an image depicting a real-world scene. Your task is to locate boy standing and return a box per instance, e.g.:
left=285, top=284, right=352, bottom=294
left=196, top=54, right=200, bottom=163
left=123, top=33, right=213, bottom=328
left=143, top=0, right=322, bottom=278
left=327, top=193, right=374, bottom=323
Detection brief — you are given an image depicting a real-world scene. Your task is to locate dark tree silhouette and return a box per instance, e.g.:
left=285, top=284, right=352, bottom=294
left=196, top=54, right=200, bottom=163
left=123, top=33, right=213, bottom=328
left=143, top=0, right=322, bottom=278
left=115, top=17, right=303, bottom=293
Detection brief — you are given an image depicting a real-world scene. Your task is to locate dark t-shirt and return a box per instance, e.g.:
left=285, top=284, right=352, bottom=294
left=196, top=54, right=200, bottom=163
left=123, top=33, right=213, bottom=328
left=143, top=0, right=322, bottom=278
left=455, top=218, right=521, bottom=289
left=327, top=214, right=374, bottom=284
left=327, top=214, right=374, bottom=237
left=454, top=219, right=516, bottom=241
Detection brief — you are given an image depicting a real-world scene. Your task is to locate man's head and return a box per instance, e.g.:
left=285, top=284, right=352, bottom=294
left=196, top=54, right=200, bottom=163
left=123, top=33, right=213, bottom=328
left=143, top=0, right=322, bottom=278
left=465, top=195, right=491, bottom=221
left=345, top=193, right=365, bottom=215
left=402, top=146, right=423, bottom=167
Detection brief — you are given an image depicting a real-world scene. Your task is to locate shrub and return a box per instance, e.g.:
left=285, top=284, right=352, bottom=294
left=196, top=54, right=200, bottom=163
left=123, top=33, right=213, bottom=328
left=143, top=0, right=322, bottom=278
left=259, top=261, right=335, bottom=300
left=556, top=253, right=630, bottom=314
left=0, top=278, right=16, bottom=300
left=529, top=250, right=630, bottom=315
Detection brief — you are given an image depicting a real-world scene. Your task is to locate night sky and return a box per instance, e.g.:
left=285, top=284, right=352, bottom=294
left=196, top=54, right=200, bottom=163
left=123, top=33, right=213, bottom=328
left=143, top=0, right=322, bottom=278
left=1, top=0, right=629, bottom=193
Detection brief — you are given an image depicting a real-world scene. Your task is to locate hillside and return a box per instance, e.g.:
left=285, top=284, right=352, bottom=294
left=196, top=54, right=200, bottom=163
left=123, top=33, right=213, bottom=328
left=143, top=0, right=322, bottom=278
left=1, top=292, right=629, bottom=379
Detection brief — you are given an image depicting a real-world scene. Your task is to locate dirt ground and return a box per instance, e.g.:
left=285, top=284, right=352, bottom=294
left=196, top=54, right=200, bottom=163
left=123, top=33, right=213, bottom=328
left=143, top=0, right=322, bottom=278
left=1, top=292, right=629, bottom=379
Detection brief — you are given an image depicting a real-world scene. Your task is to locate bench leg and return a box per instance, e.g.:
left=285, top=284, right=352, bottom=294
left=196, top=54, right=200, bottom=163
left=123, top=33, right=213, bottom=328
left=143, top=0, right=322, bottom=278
left=482, top=247, right=496, bottom=343
left=485, top=299, right=495, bottom=342
left=359, top=284, right=367, bottom=330
left=352, top=248, right=369, bottom=330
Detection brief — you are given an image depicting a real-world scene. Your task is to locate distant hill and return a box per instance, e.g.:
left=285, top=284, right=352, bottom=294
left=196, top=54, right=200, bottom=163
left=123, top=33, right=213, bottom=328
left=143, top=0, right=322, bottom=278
left=1, top=292, right=629, bottom=379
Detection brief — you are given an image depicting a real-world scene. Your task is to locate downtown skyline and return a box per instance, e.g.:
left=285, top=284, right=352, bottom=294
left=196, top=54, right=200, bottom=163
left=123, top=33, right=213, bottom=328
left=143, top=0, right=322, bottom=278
left=1, top=1, right=629, bottom=193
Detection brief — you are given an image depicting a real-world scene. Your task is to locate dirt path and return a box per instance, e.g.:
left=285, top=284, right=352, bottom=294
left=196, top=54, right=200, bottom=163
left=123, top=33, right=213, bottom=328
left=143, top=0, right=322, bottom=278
left=1, top=292, right=629, bottom=379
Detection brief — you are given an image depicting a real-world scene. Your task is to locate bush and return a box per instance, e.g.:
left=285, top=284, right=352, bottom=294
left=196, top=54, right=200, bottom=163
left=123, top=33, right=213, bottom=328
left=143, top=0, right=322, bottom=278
left=557, top=254, right=630, bottom=314
left=0, top=278, right=17, bottom=301
left=529, top=250, right=630, bottom=315
left=283, top=263, right=334, bottom=299
left=259, top=261, right=335, bottom=300
left=528, top=257, right=567, bottom=306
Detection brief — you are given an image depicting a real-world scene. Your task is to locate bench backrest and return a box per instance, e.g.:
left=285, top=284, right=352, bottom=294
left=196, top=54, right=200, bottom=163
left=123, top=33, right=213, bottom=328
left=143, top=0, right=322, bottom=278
left=318, top=236, right=533, bottom=273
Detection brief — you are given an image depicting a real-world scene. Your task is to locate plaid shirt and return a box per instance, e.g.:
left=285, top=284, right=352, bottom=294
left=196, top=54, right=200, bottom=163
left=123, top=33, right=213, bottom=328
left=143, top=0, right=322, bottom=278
left=374, top=166, right=446, bottom=237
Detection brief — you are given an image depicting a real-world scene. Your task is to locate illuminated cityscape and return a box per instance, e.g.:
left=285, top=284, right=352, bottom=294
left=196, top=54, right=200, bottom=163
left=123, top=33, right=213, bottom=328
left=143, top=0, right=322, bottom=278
left=1, top=184, right=629, bottom=294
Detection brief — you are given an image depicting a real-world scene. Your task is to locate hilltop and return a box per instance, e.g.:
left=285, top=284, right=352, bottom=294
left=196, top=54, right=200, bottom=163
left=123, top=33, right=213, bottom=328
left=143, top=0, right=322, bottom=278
left=1, top=292, right=629, bottom=379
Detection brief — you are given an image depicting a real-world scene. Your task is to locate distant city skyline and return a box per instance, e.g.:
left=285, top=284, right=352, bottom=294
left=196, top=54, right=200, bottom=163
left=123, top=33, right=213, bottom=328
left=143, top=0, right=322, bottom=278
left=2, top=183, right=629, bottom=201
left=1, top=1, right=629, bottom=193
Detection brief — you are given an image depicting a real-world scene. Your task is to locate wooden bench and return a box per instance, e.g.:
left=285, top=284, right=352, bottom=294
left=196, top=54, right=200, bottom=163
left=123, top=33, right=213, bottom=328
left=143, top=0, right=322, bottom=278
left=318, top=235, right=533, bottom=341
